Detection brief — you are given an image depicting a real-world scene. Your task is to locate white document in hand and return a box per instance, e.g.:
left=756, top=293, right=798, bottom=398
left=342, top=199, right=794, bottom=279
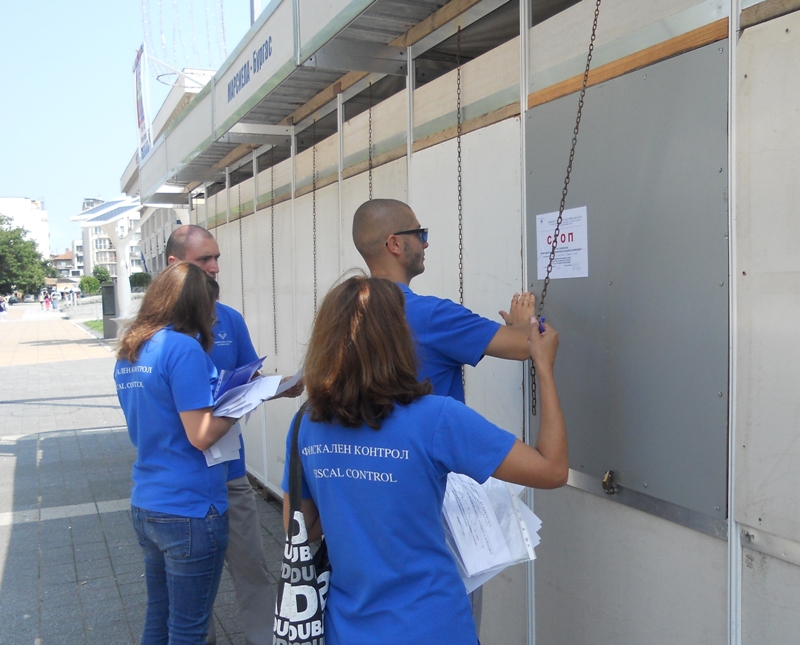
left=442, top=473, right=513, bottom=576
left=274, top=369, right=303, bottom=397
left=204, top=422, right=242, bottom=467
left=213, top=375, right=283, bottom=418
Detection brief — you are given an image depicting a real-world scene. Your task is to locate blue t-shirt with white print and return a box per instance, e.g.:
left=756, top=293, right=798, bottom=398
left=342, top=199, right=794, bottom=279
left=115, top=328, right=225, bottom=517
left=281, top=395, right=516, bottom=645
left=209, top=302, right=259, bottom=480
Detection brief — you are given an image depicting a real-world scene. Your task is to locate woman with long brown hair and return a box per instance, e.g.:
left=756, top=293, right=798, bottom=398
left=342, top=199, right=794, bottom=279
left=282, top=275, right=568, bottom=645
left=115, top=262, right=237, bottom=645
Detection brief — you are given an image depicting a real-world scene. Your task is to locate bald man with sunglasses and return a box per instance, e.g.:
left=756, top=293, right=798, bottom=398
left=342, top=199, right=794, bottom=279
left=353, top=198, right=534, bottom=402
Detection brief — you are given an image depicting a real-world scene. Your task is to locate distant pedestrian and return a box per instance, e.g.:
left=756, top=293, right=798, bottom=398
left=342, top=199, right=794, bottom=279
left=39, top=293, right=44, bottom=309
left=0, top=297, right=7, bottom=322
left=44, top=294, right=51, bottom=310
left=52, top=295, right=58, bottom=311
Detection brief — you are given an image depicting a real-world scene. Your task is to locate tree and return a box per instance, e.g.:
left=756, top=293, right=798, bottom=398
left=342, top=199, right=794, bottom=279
left=0, top=214, right=50, bottom=294
left=79, top=276, right=101, bottom=295
left=130, top=272, right=151, bottom=289
left=93, top=265, right=111, bottom=283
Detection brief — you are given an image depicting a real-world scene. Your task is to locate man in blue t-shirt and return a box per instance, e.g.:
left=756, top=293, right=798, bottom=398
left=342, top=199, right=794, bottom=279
left=352, top=198, right=535, bottom=631
left=167, top=225, right=302, bottom=645
left=353, top=198, right=534, bottom=400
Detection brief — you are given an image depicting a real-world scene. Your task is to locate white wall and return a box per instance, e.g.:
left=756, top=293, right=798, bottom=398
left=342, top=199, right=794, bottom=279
left=189, top=3, right=800, bottom=644
left=735, top=10, right=800, bottom=643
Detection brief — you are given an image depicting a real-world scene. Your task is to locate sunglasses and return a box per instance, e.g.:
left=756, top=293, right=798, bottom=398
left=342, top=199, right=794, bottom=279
left=386, top=228, right=428, bottom=245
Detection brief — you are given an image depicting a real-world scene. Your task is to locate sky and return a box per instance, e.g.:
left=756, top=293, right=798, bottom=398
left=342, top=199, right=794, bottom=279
left=0, top=0, right=254, bottom=255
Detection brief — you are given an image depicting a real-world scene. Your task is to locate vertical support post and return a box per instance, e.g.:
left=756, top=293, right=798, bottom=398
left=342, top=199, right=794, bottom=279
left=203, top=182, right=209, bottom=230
left=337, top=91, right=345, bottom=276
left=251, top=150, right=260, bottom=348
left=726, top=2, right=741, bottom=644
left=252, top=147, right=270, bottom=487
left=250, top=0, right=261, bottom=25
left=519, top=2, right=535, bottom=645
left=293, top=0, right=301, bottom=66
left=225, top=166, right=232, bottom=304
left=406, top=47, right=415, bottom=204
left=290, top=126, right=298, bottom=374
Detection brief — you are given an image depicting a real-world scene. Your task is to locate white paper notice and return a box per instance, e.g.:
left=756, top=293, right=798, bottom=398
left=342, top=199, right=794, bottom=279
left=442, top=474, right=512, bottom=576
left=536, top=206, right=589, bottom=280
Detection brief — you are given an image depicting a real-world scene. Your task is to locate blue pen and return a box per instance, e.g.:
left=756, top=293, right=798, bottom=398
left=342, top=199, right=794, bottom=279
left=538, top=316, right=546, bottom=334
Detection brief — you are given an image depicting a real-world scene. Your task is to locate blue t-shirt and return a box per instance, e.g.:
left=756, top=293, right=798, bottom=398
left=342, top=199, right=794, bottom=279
left=400, top=284, right=500, bottom=402
left=209, top=302, right=259, bottom=480
left=281, top=396, right=516, bottom=645
left=115, top=328, right=226, bottom=517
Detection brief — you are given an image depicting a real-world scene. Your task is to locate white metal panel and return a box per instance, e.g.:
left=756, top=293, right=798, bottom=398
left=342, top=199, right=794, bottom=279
left=213, top=220, right=233, bottom=306
left=292, top=182, right=342, bottom=346
left=410, top=118, right=528, bottom=645
left=535, top=485, right=728, bottom=645
left=298, top=0, right=372, bottom=59
left=409, top=120, right=525, bottom=426
left=237, top=213, right=267, bottom=482
left=224, top=216, right=244, bottom=316
left=528, top=0, right=727, bottom=93
left=340, top=156, right=408, bottom=274
left=139, top=142, right=169, bottom=201
left=741, top=549, right=800, bottom=645
left=263, top=196, right=303, bottom=494
left=214, top=0, right=295, bottom=133
left=735, top=10, right=800, bottom=542
left=165, top=92, right=214, bottom=175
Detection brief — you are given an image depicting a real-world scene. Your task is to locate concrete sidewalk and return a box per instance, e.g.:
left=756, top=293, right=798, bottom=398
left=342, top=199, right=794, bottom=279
left=0, top=305, right=285, bottom=644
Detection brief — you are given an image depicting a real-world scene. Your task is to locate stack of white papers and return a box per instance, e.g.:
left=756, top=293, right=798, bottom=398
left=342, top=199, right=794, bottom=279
left=203, top=367, right=303, bottom=467
left=213, top=374, right=284, bottom=418
left=443, top=474, right=542, bottom=593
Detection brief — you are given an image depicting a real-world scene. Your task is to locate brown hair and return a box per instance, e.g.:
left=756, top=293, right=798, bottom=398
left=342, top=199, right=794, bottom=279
left=116, top=262, right=217, bottom=362
left=305, top=275, right=431, bottom=429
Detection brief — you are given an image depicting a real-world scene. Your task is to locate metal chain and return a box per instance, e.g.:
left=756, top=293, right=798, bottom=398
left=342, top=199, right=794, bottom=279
left=312, top=120, right=318, bottom=316
left=456, top=26, right=465, bottom=392
left=270, top=149, right=277, bottom=356
left=368, top=82, right=374, bottom=200
left=531, top=0, right=602, bottom=415
left=238, top=183, right=245, bottom=317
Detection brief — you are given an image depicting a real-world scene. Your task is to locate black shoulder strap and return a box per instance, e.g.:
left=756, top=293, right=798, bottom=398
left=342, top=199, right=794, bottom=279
left=289, top=401, right=310, bottom=516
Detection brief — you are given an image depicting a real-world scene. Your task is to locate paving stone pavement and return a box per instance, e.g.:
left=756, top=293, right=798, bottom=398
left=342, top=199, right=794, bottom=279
left=0, top=304, right=285, bottom=644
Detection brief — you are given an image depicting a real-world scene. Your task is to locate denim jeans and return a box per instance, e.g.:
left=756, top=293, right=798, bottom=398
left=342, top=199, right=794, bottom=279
left=132, top=505, right=229, bottom=645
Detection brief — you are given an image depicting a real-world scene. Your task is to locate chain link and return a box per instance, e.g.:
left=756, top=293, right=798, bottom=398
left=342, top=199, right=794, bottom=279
left=238, top=183, right=245, bottom=318
left=531, top=0, right=602, bottom=415
left=368, top=82, right=374, bottom=201
left=456, top=26, right=466, bottom=393
left=312, top=120, right=318, bottom=316
left=270, top=149, right=278, bottom=356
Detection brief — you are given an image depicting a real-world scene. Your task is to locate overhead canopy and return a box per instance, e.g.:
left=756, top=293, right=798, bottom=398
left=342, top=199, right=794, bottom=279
left=72, top=198, right=141, bottom=228
left=131, top=0, right=523, bottom=202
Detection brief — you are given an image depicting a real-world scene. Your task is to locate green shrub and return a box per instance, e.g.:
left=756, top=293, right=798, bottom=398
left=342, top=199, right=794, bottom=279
left=130, top=272, right=152, bottom=289
left=79, top=276, right=101, bottom=295
left=92, top=266, right=111, bottom=283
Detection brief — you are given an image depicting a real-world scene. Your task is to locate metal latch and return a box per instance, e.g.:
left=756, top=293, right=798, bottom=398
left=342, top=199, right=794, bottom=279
left=602, top=470, right=618, bottom=495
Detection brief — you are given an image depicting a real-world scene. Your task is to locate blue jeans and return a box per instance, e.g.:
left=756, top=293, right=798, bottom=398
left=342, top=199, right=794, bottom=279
left=132, top=505, right=229, bottom=645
